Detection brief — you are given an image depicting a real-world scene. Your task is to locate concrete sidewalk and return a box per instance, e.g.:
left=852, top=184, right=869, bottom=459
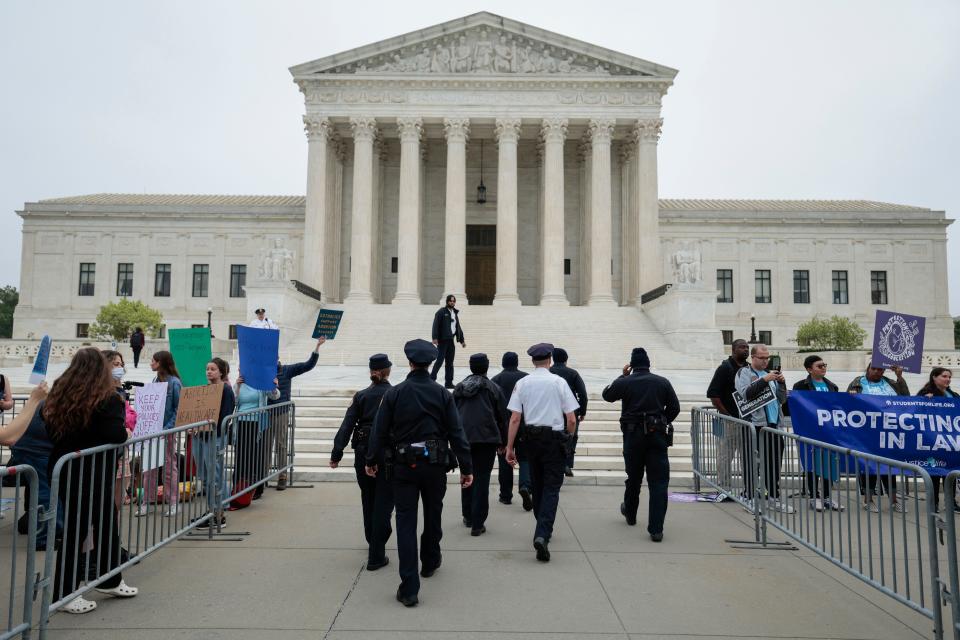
left=31, top=482, right=937, bottom=640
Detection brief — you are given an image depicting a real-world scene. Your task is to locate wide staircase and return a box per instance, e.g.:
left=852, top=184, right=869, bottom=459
left=289, top=389, right=705, bottom=488
left=280, top=302, right=711, bottom=370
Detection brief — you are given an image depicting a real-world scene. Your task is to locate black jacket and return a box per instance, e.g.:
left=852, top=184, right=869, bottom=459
left=331, top=380, right=391, bottom=463
left=549, top=363, right=588, bottom=418
left=453, top=374, right=508, bottom=445
left=431, top=306, right=465, bottom=343
left=706, top=356, right=747, bottom=416
left=129, top=331, right=145, bottom=349
left=491, top=367, right=527, bottom=425
left=271, top=352, right=319, bottom=404
left=601, top=369, right=681, bottom=427
left=366, top=369, right=473, bottom=474
left=785, top=375, right=838, bottom=417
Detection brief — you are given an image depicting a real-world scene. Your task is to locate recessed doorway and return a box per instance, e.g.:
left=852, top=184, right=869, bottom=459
left=465, top=225, right=496, bottom=305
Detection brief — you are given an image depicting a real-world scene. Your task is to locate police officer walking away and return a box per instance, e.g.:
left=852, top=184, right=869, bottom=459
left=430, top=294, right=465, bottom=389
left=549, top=348, right=588, bottom=477
left=329, top=353, right=395, bottom=571
left=602, top=348, right=680, bottom=542
left=504, top=343, right=580, bottom=562
left=366, top=339, right=474, bottom=607
left=491, top=352, right=529, bottom=509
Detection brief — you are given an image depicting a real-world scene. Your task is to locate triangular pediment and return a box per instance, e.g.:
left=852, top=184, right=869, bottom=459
left=290, top=12, right=677, bottom=79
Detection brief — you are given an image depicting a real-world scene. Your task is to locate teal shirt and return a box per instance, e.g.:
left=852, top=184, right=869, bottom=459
left=812, top=380, right=829, bottom=392
left=750, top=368, right=779, bottom=424
left=236, top=384, right=261, bottom=413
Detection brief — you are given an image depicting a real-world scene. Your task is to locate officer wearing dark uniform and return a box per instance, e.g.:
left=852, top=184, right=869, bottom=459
left=365, top=339, right=474, bottom=607
left=602, top=347, right=680, bottom=542
left=549, top=348, right=588, bottom=477
left=505, top=343, right=580, bottom=562
left=330, top=353, right=394, bottom=571
left=491, top=352, right=528, bottom=508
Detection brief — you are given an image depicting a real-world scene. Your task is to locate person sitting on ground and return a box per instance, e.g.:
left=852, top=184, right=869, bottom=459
left=789, top=355, right=843, bottom=512
left=847, top=365, right=908, bottom=513
left=917, top=367, right=958, bottom=513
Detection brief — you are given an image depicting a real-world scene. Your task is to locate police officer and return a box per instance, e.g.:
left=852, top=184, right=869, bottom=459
left=365, top=339, right=474, bottom=607
left=491, top=352, right=529, bottom=509
left=550, top=348, right=588, bottom=477
left=504, top=343, right=580, bottom=562
left=329, top=353, right=394, bottom=571
left=601, top=347, right=680, bottom=542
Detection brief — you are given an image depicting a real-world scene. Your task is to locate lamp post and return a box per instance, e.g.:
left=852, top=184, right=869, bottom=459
left=207, top=307, right=213, bottom=331
left=749, top=314, right=757, bottom=343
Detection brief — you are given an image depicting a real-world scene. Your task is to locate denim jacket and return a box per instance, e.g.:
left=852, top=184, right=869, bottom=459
left=155, top=376, right=182, bottom=430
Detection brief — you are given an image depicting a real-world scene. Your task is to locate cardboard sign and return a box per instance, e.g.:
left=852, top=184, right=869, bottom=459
left=871, top=310, right=926, bottom=373
left=133, top=382, right=168, bottom=470
left=312, top=308, right=344, bottom=340
left=734, top=385, right=777, bottom=419
left=168, top=327, right=212, bottom=387
left=175, top=383, right=223, bottom=431
left=29, top=335, right=51, bottom=384
left=236, top=325, right=279, bottom=391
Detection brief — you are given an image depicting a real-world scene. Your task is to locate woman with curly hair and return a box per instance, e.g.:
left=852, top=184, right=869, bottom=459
left=44, top=347, right=136, bottom=614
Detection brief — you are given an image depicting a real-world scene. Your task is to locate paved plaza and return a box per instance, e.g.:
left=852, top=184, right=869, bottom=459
left=21, top=482, right=935, bottom=639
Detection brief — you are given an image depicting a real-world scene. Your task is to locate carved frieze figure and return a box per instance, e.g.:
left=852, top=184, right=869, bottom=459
left=259, top=238, right=296, bottom=282
left=493, top=34, right=514, bottom=73
left=671, top=242, right=702, bottom=287
left=520, top=45, right=540, bottom=73
left=540, top=47, right=558, bottom=73
left=452, top=35, right=472, bottom=72
left=415, top=47, right=432, bottom=72
left=473, top=30, right=494, bottom=72
left=431, top=43, right=451, bottom=73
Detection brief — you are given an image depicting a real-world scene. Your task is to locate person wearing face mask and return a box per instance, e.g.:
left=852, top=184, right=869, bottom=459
left=102, top=351, right=136, bottom=508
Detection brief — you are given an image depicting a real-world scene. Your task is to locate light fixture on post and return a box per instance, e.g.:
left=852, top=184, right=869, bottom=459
left=207, top=307, right=213, bottom=331
left=749, top=314, right=757, bottom=343
left=476, top=139, right=487, bottom=204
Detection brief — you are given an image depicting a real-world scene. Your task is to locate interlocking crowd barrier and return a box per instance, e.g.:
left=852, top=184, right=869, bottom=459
left=219, top=401, right=297, bottom=509
left=1, top=465, right=39, bottom=640
left=938, top=471, right=960, bottom=639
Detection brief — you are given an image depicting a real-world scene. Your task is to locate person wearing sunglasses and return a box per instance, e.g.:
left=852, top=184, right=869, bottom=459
left=790, top=355, right=843, bottom=512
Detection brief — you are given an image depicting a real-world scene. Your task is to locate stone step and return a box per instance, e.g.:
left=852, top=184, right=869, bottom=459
left=293, top=451, right=691, bottom=472
left=292, top=427, right=693, bottom=445
left=294, top=439, right=692, bottom=458
left=291, top=467, right=696, bottom=487
left=293, top=416, right=693, bottom=432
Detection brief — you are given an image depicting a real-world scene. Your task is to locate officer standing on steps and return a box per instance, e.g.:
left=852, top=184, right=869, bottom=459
left=365, top=339, right=474, bottom=608
left=602, top=347, right=680, bottom=542
left=505, top=343, right=580, bottom=563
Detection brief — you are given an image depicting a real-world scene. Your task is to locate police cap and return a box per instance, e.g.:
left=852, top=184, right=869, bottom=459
left=527, top=342, right=555, bottom=360
left=369, top=353, right=392, bottom=370
left=404, top=339, right=438, bottom=365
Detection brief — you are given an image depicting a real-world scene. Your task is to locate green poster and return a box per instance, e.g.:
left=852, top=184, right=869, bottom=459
left=168, top=327, right=212, bottom=387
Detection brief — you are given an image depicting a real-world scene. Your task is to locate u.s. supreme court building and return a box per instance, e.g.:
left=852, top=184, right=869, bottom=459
left=12, top=13, right=955, bottom=368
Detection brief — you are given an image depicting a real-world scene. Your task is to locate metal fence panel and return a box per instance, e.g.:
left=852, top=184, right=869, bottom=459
left=220, top=402, right=296, bottom=507
left=940, top=470, right=960, bottom=639
left=0, top=465, right=39, bottom=640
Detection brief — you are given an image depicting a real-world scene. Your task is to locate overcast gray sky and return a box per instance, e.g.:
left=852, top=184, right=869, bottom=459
left=2, top=1, right=958, bottom=315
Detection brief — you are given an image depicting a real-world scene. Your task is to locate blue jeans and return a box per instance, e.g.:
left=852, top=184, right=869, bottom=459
left=192, top=434, right=227, bottom=511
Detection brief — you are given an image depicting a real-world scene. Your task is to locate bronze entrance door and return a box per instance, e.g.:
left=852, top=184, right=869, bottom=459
left=465, top=225, right=496, bottom=305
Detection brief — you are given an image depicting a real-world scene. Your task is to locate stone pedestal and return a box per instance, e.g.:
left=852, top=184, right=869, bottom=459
left=642, top=287, right=724, bottom=359
left=243, top=280, right=322, bottom=349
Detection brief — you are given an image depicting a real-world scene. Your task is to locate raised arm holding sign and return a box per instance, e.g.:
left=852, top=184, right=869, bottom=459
left=312, top=309, right=343, bottom=340
left=29, top=335, right=51, bottom=385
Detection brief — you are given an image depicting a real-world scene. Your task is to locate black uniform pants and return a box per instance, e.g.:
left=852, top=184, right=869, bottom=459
left=132, top=346, right=142, bottom=368
left=497, top=451, right=513, bottom=501
left=622, top=428, right=670, bottom=535
left=742, top=424, right=784, bottom=500
left=524, top=432, right=566, bottom=541
left=461, top=443, right=497, bottom=527
left=565, top=417, right=580, bottom=469
left=353, top=452, right=394, bottom=564
left=393, top=463, right=447, bottom=598
left=430, top=339, right=456, bottom=387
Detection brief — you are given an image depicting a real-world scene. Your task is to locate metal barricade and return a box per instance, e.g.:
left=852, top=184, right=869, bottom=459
left=759, top=426, right=944, bottom=638
left=0, top=397, right=31, bottom=520
left=37, top=419, right=213, bottom=635
left=939, top=470, right=960, bottom=639
left=220, top=402, right=295, bottom=507
left=690, top=407, right=763, bottom=541
left=1, top=465, right=39, bottom=640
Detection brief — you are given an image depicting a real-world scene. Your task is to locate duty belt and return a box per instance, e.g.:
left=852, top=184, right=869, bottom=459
left=521, top=425, right=566, bottom=440
left=394, top=439, right=449, bottom=466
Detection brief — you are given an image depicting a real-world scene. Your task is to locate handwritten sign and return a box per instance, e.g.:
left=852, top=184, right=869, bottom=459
left=168, top=327, right=212, bottom=387
left=312, top=309, right=344, bottom=340
left=871, top=310, right=926, bottom=374
left=175, top=383, right=223, bottom=431
left=133, top=382, right=168, bottom=470
left=237, top=325, right=279, bottom=391
left=29, top=335, right=51, bottom=384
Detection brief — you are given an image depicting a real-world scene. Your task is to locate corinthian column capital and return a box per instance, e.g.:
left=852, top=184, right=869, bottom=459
left=350, top=117, right=379, bottom=142
left=635, top=118, right=664, bottom=144
left=443, top=117, right=470, bottom=143
left=397, top=117, right=423, bottom=143
left=540, top=117, right=568, bottom=143
left=588, top=118, right=616, bottom=145
left=303, top=115, right=332, bottom=141
left=495, top=117, right=522, bottom=143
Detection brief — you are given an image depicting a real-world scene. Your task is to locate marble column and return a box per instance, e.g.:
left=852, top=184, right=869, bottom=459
left=635, top=118, right=663, bottom=299
left=345, top=117, right=378, bottom=303
left=578, top=139, right=593, bottom=304
left=302, top=115, right=332, bottom=293
left=393, top=117, right=423, bottom=303
left=540, top=117, right=568, bottom=305
left=443, top=118, right=469, bottom=304
left=494, top=117, right=522, bottom=306
left=588, top=118, right=616, bottom=306
left=619, top=141, right=637, bottom=305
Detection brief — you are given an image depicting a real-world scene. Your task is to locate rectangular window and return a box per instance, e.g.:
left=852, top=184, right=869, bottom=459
left=192, top=264, right=209, bottom=297
left=116, top=263, right=134, bottom=297
left=390, top=257, right=398, bottom=274
left=78, top=263, right=95, bottom=296
left=229, top=264, right=247, bottom=298
left=76, top=323, right=89, bottom=338
left=832, top=270, right=849, bottom=304
left=792, top=270, right=810, bottom=304
left=717, top=269, right=734, bottom=303
left=564, top=259, right=571, bottom=276
left=228, top=324, right=238, bottom=340
left=721, top=330, right=733, bottom=345
left=154, top=264, right=171, bottom=297
left=759, top=330, right=772, bottom=345
left=754, top=270, right=771, bottom=303
left=871, top=271, right=888, bottom=305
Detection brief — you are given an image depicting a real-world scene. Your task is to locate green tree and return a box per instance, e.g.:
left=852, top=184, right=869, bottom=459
left=0, top=285, right=18, bottom=339
left=89, top=299, right=164, bottom=341
left=795, top=315, right=868, bottom=351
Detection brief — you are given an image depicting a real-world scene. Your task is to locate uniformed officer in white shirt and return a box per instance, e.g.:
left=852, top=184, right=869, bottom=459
left=504, top=343, right=580, bottom=562
left=249, top=307, right=279, bottom=330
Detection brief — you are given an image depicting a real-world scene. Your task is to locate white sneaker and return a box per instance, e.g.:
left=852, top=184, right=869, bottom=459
left=773, top=499, right=795, bottom=514
left=863, top=501, right=880, bottom=513
left=135, top=504, right=149, bottom=517
left=892, top=501, right=907, bottom=514
left=163, top=504, right=179, bottom=517
left=810, top=499, right=824, bottom=512
left=825, top=499, right=845, bottom=512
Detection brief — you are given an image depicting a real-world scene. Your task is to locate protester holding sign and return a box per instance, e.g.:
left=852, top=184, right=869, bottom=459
left=789, top=355, right=843, bottom=512
left=138, top=351, right=183, bottom=517
left=192, top=358, right=235, bottom=528
left=734, top=344, right=793, bottom=513
left=230, top=372, right=279, bottom=510
left=917, top=367, right=959, bottom=513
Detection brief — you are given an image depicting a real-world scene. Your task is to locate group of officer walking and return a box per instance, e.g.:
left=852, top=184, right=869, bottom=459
left=329, top=300, right=680, bottom=606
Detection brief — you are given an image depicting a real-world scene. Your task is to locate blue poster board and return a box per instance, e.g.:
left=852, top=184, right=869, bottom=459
left=236, top=325, right=280, bottom=391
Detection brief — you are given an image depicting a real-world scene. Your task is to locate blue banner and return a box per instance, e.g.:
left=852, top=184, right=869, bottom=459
left=236, top=325, right=279, bottom=391
left=29, top=335, right=51, bottom=384
left=788, top=391, right=960, bottom=477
